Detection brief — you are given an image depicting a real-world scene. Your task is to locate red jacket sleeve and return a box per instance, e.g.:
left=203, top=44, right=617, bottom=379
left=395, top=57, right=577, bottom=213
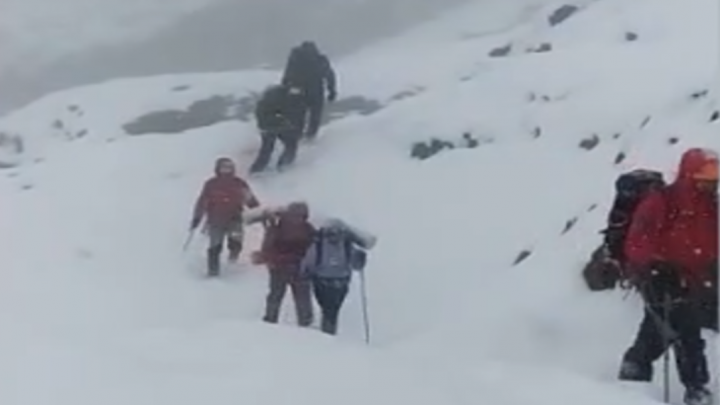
left=624, top=191, right=666, bottom=272
left=192, top=181, right=210, bottom=220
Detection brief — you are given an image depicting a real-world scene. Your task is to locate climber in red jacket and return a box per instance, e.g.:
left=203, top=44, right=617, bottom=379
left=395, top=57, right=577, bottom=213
left=191, top=157, right=260, bottom=276
left=619, top=147, right=717, bottom=405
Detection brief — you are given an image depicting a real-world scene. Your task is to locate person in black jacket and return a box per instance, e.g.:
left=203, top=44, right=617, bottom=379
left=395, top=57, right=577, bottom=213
left=281, top=41, right=337, bottom=140
left=250, top=84, right=305, bottom=173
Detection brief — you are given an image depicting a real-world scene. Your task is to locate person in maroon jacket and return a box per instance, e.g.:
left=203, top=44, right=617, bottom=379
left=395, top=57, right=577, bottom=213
left=248, top=202, right=316, bottom=326
left=619, top=148, right=717, bottom=405
left=191, top=157, right=260, bottom=276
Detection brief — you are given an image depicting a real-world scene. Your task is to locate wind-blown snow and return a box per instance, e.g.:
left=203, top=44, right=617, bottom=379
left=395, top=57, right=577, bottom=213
left=1, top=0, right=718, bottom=404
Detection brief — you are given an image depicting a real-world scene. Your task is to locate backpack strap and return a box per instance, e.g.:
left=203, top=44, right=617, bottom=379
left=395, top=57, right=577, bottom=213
left=314, top=230, right=324, bottom=267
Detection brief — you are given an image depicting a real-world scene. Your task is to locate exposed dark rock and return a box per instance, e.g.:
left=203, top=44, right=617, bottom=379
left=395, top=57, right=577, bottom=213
left=462, top=132, right=479, bottom=148
left=122, top=93, right=383, bottom=135
left=75, top=129, right=89, bottom=138
left=172, top=85, right=192, bottom=92
left=389, top=87, right=424, bottom=102
left=561, top=217, right=578, bottom=235
left=710, top=110, right=719, bottom=122
left=529, top=43, right=553, bottom=53
left=410, top=132, right=486, bottom=160
left=668, top=137, right=679, bottom=145
left=613, top=133, right=621, bottom=139
left=639, top=116, right=651, bottom=128
left=579, top=134, right=600, bottom=150
left=489, top=44, right=512, bottom=57
left=624, top=32, right=638, bottom=42
left=0, top=131, right=24, bottom=168
left=614, top=151, right=626, bottom=165
left=690, top=89, right=708, bottom=100
left=587, top=203, right=598, bottom=212
left=513, top=249, right=532, bottom=266
left=411, top=139, right=455, bottom=160
left=533, top=127, right=542, bottom=139
left=548, top=5, right=579, bottom=27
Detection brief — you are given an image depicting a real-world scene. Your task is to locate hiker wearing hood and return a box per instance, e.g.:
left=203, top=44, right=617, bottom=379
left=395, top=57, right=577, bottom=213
left=281, top=41, right=337, bottom=139
left=619, top=148, right=717, bottom=405
left=300, top=218, right=377, bottom=335
left=191, top=157, right=260, bottom=276
left=247, top=202, right=317, bottom=326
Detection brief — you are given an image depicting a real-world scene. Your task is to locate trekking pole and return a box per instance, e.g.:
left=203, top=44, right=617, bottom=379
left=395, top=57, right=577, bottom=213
left=182, top=229, right=195, bottom=252
left=359, top=270, right=371, bottom=345
left=645, top=293, right=677, bottom=404
left=661, top=293, right=672, bottom=404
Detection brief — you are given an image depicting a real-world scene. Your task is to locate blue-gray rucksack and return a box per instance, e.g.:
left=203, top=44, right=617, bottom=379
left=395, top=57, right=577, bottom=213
left=314, top=229, right=367, bottom=270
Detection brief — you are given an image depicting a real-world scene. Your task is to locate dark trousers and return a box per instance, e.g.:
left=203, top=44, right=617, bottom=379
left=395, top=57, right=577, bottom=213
left=263, top=266, right=313, bottom=326
left=205, top=220, right=243, bottom=276
left=250, top=131, right=300, bottom=173
left=312, top=278, right=350, bottom=335
left=301, top=93, right=324, bottom=139
left=622, top=296, right=709, bottom=388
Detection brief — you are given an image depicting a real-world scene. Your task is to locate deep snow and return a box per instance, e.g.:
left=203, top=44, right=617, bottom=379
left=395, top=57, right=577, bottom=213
left=1, top=0, right=718, bottom=404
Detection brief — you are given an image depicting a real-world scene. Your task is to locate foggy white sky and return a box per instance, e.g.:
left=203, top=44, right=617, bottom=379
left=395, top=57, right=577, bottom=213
left=0, top=0, right=470, bottom=114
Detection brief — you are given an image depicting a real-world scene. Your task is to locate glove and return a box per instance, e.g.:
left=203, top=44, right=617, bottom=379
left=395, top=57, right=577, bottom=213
left=190, top=217, right=202, bottom=230
left=327, top=90, right=337, bottom=102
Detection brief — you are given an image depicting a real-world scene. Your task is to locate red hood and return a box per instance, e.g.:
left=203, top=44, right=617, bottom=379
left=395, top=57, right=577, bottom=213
left=675, top=148, right=718, bottom=183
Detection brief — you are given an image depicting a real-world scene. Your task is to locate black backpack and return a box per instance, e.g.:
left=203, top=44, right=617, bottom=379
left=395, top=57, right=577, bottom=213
left=583, top=169, right=666, bottom=291
left=602, top=169, right=666, bottom=262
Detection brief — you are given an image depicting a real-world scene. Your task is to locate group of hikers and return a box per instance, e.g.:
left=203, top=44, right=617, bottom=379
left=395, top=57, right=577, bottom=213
left=584, top=147, right=718, bottom=405
left=190, top=156, right=376, bottom=335
left=250, top=41, right=337, bottom=174
left=188, top=42, right=376, bottom=337
left=185, top=39, right=717, bottom=405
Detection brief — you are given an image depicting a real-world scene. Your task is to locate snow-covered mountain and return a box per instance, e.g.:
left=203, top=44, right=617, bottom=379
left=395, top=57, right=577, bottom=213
left=1, top=0, right=718, bottom=404
left=0, top=0, right=471, bottom=113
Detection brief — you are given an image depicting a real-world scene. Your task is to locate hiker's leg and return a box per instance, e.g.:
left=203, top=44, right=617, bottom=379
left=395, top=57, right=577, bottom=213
left=206, top=225, right=226, bottom=276
left=672, top=300, right=709, bottom=388
left=277, top=131, right=300, bottom=169
left=314, top=279, right=349, bottom=335
left=264, top=268, right=289, bottom=323
left=290, top=271, right=313, bottom=327
left=619, top=307, right=667, bottom=381
left=250, top=133, right=277, bottom=173
left=305, top=94, right=324, bottom=139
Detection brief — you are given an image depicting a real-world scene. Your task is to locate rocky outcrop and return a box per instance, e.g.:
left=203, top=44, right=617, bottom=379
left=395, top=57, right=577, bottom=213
left=122, top=94, right=384, bottom=135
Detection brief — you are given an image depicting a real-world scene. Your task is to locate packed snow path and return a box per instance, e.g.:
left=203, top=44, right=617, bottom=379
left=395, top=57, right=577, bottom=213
left=1, top=0, right=718, bottom=404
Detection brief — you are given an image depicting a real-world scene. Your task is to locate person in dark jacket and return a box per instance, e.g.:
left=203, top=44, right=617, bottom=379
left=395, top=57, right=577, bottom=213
left=281, top=41, right=337, bottom=140
left=250, top=84, right=306, bottom=173
left=618, top=148, right=717, bottom=405
left=191, top=157, right=260, bottom=276
left=246, top=202, right=316, bottom=326
left=300, top=218, right=377, bottom=335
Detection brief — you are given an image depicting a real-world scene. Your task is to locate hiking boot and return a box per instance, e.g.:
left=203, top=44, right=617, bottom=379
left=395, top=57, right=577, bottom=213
left=262, top=315, right=278, bottom=324
left=684, top=386, right=712, bottom=405
left=227, top=250, right=240, bottom=264
left=321, top=317, right=338, bottom=335
left=618, top=359, right=652, bottom=382
left=207, top=246, right=221, bottom=277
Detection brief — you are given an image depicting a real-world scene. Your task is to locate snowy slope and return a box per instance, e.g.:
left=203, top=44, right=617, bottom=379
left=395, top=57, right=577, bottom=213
left=1, top=0, right=718, bottom=404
